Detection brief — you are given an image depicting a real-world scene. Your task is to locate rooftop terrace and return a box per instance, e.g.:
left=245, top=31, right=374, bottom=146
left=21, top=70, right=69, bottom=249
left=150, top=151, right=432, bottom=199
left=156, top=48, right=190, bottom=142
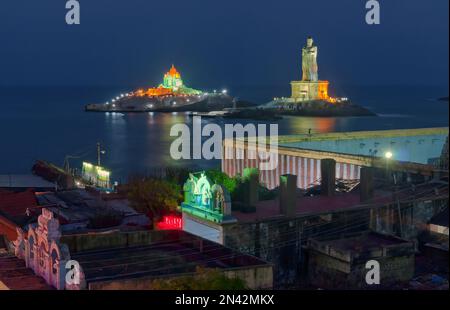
left=66, top=230, right=270, bottom=287
left=232, top=181, right=449, bottom=223
left=277, top=127, right=448, bottom=165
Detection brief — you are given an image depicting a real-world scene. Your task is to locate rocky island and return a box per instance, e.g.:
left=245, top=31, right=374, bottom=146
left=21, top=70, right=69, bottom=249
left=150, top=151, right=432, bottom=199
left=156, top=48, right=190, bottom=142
left=85, top=65, right=238, bottom=113
left=85, top=38, right=375, bottom=118
left=257, top=36, right=376, bottom=117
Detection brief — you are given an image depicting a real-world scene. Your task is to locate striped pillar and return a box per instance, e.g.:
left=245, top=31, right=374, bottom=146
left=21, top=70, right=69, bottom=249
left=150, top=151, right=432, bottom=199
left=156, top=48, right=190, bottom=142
left=222, top=144, right=362, bottom=190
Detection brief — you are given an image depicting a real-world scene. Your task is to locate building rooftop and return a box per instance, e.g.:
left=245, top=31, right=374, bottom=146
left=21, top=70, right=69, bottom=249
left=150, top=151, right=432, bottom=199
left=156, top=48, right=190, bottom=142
left=226, top=127, right=449, bottom=176
left=0, top=189, right=40, bottom=223
left=35, top=189, right=149, bottom=232
left=316, top=232, right=408, bottom=253
left=277, top=127, right=449, bottom=165
left=307, top=231, right=415, bottom=266
left=232, top=181, right=448, bottom=223
left=69, top=230, right=269, bottom=285
left=429, top=207, right=449, bottom=228
left=233, top=191, right=363, bottom=223
left=0, top=174, right=56, bottom=190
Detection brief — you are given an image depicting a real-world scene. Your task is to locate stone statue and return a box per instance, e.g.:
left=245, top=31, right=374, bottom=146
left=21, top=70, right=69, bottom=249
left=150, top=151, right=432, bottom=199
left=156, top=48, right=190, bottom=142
left=302, top=36, right=318, bottom=82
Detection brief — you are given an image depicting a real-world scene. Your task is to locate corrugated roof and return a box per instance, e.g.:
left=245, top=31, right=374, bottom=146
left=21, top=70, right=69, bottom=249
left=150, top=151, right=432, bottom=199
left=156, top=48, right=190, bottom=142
left=0, top=189, right=39, bottom=218
left=0, top=174, right=55, bottom=189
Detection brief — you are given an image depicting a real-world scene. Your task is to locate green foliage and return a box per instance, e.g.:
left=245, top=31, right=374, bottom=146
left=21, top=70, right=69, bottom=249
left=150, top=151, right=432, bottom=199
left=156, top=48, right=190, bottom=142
left=205, top=169, right=239, bottom=195
left=205, top=168, right=276, bottom=203
left=151, top=267, right=247, bottom=290
left=258, top=186, right=278, bottom=200
left=127, top=177, right=182, bottom=220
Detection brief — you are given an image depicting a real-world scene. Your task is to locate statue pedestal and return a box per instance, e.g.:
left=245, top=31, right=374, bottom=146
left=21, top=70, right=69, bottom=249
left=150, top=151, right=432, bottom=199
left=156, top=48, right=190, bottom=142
left=291, top=80, right=329, bottom=102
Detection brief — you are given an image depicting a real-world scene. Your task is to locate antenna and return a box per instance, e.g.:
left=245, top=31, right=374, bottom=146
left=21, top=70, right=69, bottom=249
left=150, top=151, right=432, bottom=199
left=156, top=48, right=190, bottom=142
left=97, top=142, right=106, bottom=166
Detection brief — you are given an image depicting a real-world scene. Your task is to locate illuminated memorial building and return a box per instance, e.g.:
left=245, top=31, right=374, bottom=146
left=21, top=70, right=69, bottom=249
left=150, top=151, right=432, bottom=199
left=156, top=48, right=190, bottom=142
left=136, top=65, right=202, bottom=97
left=85, top=64, right=235, bottom=112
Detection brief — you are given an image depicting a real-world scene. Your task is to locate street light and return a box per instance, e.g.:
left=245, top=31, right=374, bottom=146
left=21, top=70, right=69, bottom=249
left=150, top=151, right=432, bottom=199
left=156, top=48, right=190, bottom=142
left=384, top=151, right=393, bottom=183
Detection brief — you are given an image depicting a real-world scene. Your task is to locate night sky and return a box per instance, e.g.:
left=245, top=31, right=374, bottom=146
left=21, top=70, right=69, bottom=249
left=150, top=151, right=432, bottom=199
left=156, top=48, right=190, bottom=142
left=0, top=0, right=448, bottom=88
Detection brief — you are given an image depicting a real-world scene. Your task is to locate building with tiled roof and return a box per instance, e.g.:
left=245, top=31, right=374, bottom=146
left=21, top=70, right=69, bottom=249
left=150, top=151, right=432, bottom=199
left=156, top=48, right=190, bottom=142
left=0, top=189, right=40, bottom=241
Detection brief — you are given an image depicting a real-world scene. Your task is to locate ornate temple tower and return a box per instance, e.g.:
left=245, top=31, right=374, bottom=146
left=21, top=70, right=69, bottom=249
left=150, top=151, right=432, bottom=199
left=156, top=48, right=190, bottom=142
left=291, top=37, right=330, bottom=102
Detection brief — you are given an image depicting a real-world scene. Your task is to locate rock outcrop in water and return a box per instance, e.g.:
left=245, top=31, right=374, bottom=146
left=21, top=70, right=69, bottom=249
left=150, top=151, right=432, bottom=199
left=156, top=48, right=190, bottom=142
left=260, top=99, right=376, bottom=117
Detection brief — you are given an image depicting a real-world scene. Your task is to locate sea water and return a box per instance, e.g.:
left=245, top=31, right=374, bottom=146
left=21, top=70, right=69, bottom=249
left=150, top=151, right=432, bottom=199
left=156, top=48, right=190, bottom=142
left=0, top=85, right=447, bottom=183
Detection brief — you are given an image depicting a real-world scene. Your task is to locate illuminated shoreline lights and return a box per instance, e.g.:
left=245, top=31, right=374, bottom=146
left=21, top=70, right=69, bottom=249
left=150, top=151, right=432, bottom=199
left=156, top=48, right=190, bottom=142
left=135, top=65, right=202, bottom=98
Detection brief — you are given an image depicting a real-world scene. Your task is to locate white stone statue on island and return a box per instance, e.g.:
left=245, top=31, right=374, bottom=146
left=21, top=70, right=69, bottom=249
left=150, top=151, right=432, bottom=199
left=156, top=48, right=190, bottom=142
left=262, top=36, right=373, bottom=116
left=288, top=36, right=330, bottom=102
left=302, top=36, right=318, bottom=82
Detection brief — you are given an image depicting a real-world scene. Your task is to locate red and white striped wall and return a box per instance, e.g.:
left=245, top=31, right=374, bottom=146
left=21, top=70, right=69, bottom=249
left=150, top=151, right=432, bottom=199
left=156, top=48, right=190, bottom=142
left=222, top=145, right=361, bottom=190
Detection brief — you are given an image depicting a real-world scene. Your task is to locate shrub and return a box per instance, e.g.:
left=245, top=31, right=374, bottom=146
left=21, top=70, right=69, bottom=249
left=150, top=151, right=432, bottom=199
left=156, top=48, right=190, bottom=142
left=205, top=169, right=239, bottom=195
left=151, top=267, right=246, bottom=290
left=127, top=177, right=182, bottom=220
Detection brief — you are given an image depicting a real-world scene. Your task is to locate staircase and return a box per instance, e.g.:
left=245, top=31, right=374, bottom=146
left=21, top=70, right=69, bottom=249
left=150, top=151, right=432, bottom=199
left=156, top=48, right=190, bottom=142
left=0, top=251, right=54, bottom=290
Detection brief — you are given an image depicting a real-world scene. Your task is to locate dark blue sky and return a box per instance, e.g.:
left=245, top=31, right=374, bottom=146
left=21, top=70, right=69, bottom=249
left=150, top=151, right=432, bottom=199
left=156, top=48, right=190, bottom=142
left=0, top=0, right=448, bottom=88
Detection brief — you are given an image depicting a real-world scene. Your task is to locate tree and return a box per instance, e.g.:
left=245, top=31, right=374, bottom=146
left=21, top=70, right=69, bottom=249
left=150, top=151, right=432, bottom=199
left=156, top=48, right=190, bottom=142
left=205, top=169, right=239, bottom=195
left=127, top=177, right=182, bottom=220
left=151, top=267, right=246, bottom=290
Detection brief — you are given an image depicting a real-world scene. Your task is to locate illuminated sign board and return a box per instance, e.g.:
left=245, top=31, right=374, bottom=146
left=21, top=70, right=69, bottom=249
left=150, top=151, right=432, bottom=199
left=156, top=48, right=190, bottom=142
left=81, top=162, right=111, bottom=189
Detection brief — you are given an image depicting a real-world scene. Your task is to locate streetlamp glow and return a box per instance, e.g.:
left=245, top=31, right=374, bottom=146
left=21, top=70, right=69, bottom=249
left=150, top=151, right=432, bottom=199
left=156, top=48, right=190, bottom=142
left=384, top=151, right=393, bottom=159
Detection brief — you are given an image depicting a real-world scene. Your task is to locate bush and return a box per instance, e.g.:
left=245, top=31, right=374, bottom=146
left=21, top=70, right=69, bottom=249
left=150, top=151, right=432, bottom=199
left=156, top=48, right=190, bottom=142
left=205, top=169, right=239, bottom=195
left=151, top=267, right=246, bottom=290
left=127, top=177, right=182, bottom=220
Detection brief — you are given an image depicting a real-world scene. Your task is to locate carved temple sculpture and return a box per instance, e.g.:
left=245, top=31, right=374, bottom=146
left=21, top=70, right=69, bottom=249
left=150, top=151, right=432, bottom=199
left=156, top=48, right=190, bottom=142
left=291, top=36, right=330, bottom=102
left=13, top=208, right=84, bottom=290
left=181, top=172, right=235, bottom=223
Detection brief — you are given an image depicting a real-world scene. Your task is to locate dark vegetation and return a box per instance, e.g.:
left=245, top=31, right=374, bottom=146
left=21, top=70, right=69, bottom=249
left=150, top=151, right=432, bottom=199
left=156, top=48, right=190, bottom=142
left=151, top=267, right=246, bottom=290
left=87, top=212, right=123, bottom=229
left=125, top=166, right=278, bottom=220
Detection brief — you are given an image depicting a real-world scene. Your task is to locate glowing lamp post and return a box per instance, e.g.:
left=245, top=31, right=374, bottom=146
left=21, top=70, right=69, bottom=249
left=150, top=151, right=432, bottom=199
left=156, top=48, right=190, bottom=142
left=384, top=151, right=393, bottom=181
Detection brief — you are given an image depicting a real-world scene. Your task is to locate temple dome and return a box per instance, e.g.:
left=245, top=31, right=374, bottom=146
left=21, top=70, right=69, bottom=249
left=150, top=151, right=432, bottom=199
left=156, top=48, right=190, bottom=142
left=167, top=65, right=181, bottom=78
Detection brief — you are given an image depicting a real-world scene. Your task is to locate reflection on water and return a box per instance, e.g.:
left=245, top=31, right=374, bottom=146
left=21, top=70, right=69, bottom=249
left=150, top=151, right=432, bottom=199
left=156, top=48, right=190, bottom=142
left=0, top=86, right=447, bottom=182
left=281, top=116, right=338, bottom=134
